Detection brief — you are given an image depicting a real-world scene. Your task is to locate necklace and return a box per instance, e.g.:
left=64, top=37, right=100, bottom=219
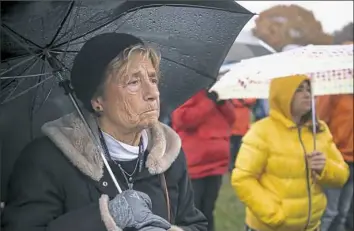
left=115, top=160, right=138, bottom=189
left=97, top=126, right=145, bottom=190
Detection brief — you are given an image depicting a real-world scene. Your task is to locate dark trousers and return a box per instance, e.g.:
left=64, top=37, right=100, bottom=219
left=245, top=226, right=258, bottom=231
left=229, top=135, right=243, bottom=172
left=347, top=197, right=354, bottom=230
left=192, top=175, right=222, bottom=231
left=322, top=162, right=354, bottom=231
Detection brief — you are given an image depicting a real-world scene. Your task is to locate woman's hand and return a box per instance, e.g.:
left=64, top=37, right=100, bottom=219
left=307, top=151, right=326, bottom=175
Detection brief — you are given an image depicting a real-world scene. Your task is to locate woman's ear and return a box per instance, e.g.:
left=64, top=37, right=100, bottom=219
left=91, top=97, right=104, bottom=113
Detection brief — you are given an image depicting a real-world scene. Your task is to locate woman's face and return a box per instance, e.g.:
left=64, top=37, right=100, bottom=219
left=93, top=52, right=160, bottom=131
left=291, top=80, right=312, bottom=117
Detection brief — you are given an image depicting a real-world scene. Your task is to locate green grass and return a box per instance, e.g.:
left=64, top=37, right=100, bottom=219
left=213, top=114, right=253, bottom=231
left=214, top=174, right=245, bottom=231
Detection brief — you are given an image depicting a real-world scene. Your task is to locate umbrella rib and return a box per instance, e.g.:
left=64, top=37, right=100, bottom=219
left=1, top=57, right=40, bottom=101
left=54, top=39, right=89, bottom=48
left=53, top=10, right=139, bottom=49
left=1, top=73, right=52, bottom=80
left=1, top=23, right=42, bottom=49
left=36, top=80, right=55, bottom=113
left=51, top=50, right=79, bottom=54
left=52, top=56, right=71, bottom=71
left=30, top=57, right=50, bottom=139
left=1, top=75, right=54, bottom=105
left=161, top=57, right=215, bottom=80
left=29, top=60, right=46, bottom=135
left=1, top=25, right=40, bottom=57
left=59, top=3, right=81, bottom=61
left=0, top=59, right=36, bottom=93
left=1, top=54, right=33, bottom=63
left=0, top=54, right=41, bottom=76
left=48, top=1, right=75, bottom=47
left=53, top=6, right=105, bottom=45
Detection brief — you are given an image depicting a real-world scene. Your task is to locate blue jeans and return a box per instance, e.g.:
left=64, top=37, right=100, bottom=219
left=321, top=162, right=354, bottom=231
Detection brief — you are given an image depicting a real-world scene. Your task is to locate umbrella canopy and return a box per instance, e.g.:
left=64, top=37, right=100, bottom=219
left=0, top=0, right=253, bottom=201
left=223, top=30, right=273, bottom=64
left=223, top=43, right=271, bottom=64
left=211, top=44, right=354, bottom=99
left=1, top=0, right=253, bottom=119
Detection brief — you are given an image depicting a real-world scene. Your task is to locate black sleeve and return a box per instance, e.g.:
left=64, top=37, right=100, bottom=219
left=1, top=140, right=107, bottom=231
left=174, top=151, right=208, bottom=231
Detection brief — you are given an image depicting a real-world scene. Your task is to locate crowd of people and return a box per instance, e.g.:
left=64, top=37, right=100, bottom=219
left=168, top=15, right=353, bottom=231
left=171, top=75, right=352, bottom=231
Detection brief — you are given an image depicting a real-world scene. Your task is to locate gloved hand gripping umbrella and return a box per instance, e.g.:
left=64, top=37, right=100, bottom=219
left=0, top=1, right=253, bottom=195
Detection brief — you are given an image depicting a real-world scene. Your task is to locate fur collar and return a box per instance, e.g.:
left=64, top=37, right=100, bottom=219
left=41, top=112, right=181, bottom=181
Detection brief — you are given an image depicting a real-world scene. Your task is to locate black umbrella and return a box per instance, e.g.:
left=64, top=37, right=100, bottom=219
left=223, top=30, right=275, bottom=64
left=223, top=43, right=272, bottom=64
left=0, top=0, right=253, bottom=199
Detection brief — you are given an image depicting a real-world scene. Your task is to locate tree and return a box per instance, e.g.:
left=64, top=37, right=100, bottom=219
left=252, top=4, right=333, bottom=52
left=333, top=22, right=353, bottom=44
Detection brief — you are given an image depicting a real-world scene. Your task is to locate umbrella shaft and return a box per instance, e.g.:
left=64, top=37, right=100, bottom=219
left=311, top=83, right=317, bottom=150
left=67, top=82, right=123, bottom=193
left=44, top=52, right=122, bottom=193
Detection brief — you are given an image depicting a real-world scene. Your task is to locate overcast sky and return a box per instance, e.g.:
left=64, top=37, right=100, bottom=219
left=237, top=1, right=353, bottom=33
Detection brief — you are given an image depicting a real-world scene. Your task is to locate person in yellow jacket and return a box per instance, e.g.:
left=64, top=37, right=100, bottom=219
left=231, top=74, right=349, bottom=231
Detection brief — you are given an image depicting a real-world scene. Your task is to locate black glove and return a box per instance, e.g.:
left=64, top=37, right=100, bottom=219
left=206, top=90, right=225, bottom=105
left=206, top=90, right=218, bottom=103
left=217, top=100, right=226, bottom=106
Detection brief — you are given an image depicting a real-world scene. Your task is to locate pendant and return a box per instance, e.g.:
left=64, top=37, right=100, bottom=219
left=128, top=183, right=133, bottom=189
left=128, top=177, right=133, bottom=189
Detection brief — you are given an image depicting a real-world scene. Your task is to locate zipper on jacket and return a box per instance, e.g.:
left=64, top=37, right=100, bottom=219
left=297, top=127, right=312, bottom=231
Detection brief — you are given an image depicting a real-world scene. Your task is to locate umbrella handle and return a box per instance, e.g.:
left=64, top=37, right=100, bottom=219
left=311, top=82, right=317, bottom=151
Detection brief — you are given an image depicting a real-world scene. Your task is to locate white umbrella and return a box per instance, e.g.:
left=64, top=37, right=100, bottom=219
left=212, top=44, right=353, bottom=99
left=213, top=68, right=353, bottom=99
left=211, top=43, right=353, bottom=147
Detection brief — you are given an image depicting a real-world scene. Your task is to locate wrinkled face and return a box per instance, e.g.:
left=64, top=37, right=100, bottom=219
left=291, top=80, right=312, bottom=117
left=93, top=52, right=160, bottom=131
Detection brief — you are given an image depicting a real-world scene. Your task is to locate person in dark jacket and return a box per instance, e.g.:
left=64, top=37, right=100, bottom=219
left=229, top=98, right=256, bottom=172
left=1, top=33, right=207, bottom=231
left=172, top=89, right=235, bottom=231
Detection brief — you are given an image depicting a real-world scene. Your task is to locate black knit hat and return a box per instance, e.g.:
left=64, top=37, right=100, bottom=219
left=71, top=33, right=143, bottom=111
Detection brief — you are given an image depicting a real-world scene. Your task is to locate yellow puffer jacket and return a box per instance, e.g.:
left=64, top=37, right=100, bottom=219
left=231, top=75, right=349, bottom=231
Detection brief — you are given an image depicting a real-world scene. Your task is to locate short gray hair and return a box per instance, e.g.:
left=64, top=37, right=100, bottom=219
left=94, top=44, right=161, bottom=98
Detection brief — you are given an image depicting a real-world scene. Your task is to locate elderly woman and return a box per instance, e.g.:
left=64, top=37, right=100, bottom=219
left=2, top=33, right=207, bottom=231
left=231, top=75, right=349, bottom=231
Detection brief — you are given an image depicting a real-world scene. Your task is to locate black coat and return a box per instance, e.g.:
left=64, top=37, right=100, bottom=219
left=1, top=112, right=207, bottom=231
